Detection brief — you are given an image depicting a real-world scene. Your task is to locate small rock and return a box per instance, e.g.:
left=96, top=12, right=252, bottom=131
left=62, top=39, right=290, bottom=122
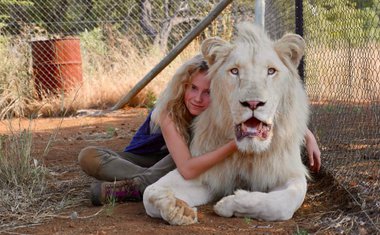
left=70, top=211, right=78, bottom=220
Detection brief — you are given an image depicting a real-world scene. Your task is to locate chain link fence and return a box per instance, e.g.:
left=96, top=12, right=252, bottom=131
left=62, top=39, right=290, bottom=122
left=0, top=0, right=379, bottom=233
left=276, top=0, right=379, bottom=232
left=265, top=0, right=380, bottom=232
left=302, top=0, right=380, bottom=232
left=0, top=0, right=253, bottom=118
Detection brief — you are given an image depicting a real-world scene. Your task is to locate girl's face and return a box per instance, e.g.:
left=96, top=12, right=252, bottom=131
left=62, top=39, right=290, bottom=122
left=184, top=71, right=211, bottom=116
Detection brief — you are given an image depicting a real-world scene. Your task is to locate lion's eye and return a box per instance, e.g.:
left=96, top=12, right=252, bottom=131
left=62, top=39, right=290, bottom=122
left=268, top=68, right=277, bottom=75
left=230, top=68, right=239, bottom=76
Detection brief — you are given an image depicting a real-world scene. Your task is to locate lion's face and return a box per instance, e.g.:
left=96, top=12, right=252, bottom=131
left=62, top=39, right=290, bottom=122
left=227, top=44, right=290, bottom=153
left=202, top=23, right=305, bottom=153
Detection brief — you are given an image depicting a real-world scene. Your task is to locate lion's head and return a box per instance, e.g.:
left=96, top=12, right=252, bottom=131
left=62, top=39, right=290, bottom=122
left=201, top=22, right=308, bottom=154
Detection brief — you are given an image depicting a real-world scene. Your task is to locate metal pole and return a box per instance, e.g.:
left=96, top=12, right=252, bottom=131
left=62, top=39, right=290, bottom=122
left=111, top=0, right=233, bottom=111
left=295, top=0, right=305, bottom=81
left=255, top=0, right=265, bottom=28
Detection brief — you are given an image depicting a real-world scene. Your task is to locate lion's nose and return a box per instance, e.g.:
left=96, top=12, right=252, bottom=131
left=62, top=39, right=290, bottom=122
left=240, top=100, right=266, bottom=110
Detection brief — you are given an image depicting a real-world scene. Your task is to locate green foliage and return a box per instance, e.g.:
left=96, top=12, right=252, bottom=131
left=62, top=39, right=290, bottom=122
left=325, top=104, right=336, bottom=112
left=104, top=193, right=116, bottom=216
left=91, top=0, right=136, bottom=22
left=1, top=0, right=379, bottom=48
left=79, top=27, right=108, bottom=56
left=294, top=229, right=309, bottom=235
left=244, top=216, right=252, bottom=224
left=0, top=0, right=32, bottom=4
left=293, top=226, right=309, bottom=235
left=144, top=90, right=157, bottom=110
left=305, top=0, right=380, bottom=47
left=106, top=125, right=117, bottom=138
left=0, top=0, right=33, bottom=31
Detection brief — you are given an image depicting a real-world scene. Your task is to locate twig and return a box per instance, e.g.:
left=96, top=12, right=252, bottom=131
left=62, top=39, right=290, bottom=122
left=41, top=207, right=104, bottom=219
left=0, top=222, right=42, bottom=234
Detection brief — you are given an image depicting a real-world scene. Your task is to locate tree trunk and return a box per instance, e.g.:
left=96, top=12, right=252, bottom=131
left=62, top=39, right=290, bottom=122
left=139, top=0, right=157, bottom=39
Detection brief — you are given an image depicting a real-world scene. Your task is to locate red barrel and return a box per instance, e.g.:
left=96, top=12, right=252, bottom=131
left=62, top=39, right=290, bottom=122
left=31, top=38, right=83, bottom=97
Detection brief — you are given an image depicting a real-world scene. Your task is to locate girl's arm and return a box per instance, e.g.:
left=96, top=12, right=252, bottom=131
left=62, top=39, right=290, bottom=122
left=160, top=114, right=237, bottom=180
left=305, top=128, right=321, bottom=172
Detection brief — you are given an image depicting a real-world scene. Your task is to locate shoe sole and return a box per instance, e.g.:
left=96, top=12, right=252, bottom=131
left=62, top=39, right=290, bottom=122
left=90, top=182, right=103, bottom=206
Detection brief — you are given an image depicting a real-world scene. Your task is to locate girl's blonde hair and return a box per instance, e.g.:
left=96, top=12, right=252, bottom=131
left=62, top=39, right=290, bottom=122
left=152, top=54, right=209, bottom=143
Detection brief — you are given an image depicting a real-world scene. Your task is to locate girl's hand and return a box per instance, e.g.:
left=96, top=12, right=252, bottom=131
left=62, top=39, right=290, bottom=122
left=305, top=129, right=321, bottom=173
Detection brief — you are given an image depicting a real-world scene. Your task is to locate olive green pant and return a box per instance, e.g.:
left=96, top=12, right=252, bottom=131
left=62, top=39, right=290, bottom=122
left=78, top=146, right=176, bottom=192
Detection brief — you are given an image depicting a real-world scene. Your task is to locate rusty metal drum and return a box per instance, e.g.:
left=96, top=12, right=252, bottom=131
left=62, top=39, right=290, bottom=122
left=31, top=38, right=83, bottom=97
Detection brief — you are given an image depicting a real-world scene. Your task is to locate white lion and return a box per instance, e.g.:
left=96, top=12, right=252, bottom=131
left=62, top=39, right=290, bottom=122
left=143, top=22, right=310, bottom=225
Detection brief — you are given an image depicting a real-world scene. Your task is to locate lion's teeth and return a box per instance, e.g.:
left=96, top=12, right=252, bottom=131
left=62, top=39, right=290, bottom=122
left=238, top=118, right=273, bottom=140
left=247, top=127, right=256, bottom=134
left=241, top=123, right=248, bottom=132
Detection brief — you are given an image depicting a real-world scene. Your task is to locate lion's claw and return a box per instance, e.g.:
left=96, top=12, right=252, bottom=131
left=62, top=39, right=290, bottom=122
left=163, top=198, right=198, bottom=225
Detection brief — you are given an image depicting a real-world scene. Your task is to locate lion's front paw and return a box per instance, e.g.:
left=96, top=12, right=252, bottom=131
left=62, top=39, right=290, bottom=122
left=163, top=198, right=198, bottom=225
left=214, top=195, right=235, bottom=217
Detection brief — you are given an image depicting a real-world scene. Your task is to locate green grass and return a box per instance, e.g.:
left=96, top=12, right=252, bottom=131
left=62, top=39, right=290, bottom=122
left=106, top=125, right=117, bottom=138
left=143, top=90, right=157, bottom=110
left=294, top=225, right=309, bottom=235
left=244, top=216, right=252, bottom=224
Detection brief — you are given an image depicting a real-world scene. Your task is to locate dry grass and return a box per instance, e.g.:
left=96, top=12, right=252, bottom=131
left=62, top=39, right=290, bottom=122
left=0, top=117, right=92, bottom=233
left=0, top=120, right=76, bottom=233
left=0, top=29, right=202, bottom=118
left=0, top=36, right=35, bottom=119
left=71, top=31, right=201, bottom=110
left=2, top=33, right=379, bottom=117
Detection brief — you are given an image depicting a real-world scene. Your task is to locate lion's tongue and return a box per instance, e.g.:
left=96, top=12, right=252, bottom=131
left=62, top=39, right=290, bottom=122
left=236, top=117, right=263, bottom=140
left=245, top=117, right=261, bottom=128
left=242, top=117, right=261, bottom=134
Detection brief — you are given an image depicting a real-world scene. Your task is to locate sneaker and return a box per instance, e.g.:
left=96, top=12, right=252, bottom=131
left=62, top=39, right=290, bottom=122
left=90, top=179, right=142, bottom=206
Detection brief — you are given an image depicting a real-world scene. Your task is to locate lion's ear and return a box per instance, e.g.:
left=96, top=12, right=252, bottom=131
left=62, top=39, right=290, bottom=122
left=274, top=34, right=305, bottom=67
left=201, top=37, right=232, bottom=65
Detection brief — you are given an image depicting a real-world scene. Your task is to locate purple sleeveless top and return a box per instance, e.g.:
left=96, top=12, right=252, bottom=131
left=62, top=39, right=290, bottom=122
left=124, top=111, right=168, bottom=155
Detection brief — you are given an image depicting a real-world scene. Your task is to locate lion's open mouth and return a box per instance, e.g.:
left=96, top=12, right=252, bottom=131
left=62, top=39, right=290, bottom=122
left=235, top=116, right=272, bottom=141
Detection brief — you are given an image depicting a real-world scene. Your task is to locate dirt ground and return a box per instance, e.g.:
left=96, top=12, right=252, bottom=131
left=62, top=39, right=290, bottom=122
left=0, top=108, right=365, bottom=235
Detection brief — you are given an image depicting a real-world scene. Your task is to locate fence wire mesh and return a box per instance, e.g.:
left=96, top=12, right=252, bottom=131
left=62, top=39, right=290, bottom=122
left=0, top=0, right=255, bottom=118
left=265, top=0, right=380, bottom=232
left=0, top=0, right=379, bottom=233
left=301, top=0, right=379, bottom=232
left=266, top=0, right=379, bottom=232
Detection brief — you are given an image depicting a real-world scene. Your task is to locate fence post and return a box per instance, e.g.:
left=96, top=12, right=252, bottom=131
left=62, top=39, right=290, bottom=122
left=295, top=0, right=305, bottom=81
left=255, top=0, right=265, bottom=28
left=111, top=0, right=232, bottom=111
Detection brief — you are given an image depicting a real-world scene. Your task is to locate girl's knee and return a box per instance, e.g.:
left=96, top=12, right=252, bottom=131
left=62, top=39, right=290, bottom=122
left=78, top=146, right=102, bottom=177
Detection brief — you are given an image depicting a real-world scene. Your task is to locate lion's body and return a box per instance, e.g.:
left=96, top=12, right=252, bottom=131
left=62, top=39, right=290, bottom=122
left=143, top=23, right=310, bottom=225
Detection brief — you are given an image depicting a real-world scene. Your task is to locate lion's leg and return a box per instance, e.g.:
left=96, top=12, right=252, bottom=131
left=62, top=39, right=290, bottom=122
left=214, top=177, right=307, bottom=221
left=143, top=170, right=212, bottom=225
